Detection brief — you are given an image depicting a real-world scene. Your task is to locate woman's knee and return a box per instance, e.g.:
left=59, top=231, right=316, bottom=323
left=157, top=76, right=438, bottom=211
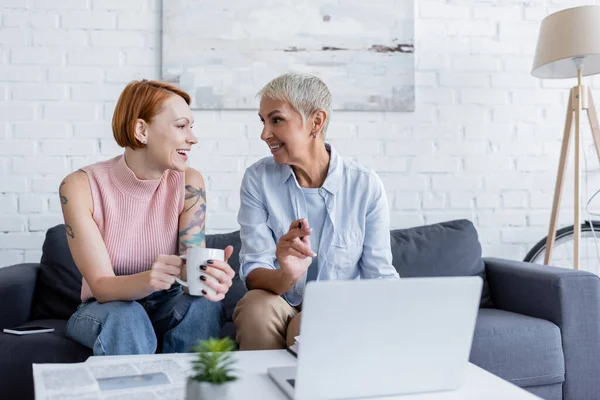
left=233, top=290, right=295, bottom=350
left=67, top=301, right=155, bottom=355
left=70, top=301, right=148, bottom=325
left=233, top=289, right=292, bottom=328
left=105, top=301, right=151, bottom=325
left=234, top=290, right=282, bottom=317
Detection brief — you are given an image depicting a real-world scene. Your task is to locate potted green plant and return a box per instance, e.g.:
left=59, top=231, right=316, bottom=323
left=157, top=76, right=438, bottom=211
left=187, top=337, right=238, bottom=400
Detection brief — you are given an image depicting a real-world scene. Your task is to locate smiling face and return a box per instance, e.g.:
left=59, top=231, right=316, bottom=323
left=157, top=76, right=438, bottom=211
left=138, top=94, right=197, bottom=172
left=258, top=97, right=315, bottom=165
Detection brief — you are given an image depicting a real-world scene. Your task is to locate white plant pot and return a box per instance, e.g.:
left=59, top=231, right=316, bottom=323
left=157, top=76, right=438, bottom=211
left=186, top=379, right=230, bottom=400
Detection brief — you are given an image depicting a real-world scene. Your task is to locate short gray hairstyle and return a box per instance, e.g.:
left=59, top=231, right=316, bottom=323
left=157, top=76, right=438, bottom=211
left=258, top=72, right=332, bottom=135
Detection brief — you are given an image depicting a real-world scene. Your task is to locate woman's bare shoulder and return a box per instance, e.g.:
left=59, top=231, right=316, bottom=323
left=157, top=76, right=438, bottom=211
left=184, top=166, right=205, bottom=185
left=59, top=170, right=92, bottom=210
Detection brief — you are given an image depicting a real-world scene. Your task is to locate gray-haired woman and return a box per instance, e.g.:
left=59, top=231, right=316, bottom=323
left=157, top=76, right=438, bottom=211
left=233, top=73, right=399, bottom=350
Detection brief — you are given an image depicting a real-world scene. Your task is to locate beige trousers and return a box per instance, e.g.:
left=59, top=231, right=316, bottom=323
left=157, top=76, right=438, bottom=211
left=233, top=289, right=302, bottom=350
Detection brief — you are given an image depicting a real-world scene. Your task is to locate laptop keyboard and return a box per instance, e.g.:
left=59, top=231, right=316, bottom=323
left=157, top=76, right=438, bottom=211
left=287, top=379, right=296, bottom=388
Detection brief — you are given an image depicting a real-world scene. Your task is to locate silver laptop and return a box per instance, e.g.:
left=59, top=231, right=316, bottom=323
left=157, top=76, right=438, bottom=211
left=268, top=276, right=482, bottom=400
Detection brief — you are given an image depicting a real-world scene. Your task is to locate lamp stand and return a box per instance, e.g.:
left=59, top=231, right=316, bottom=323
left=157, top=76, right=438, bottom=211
left=544, top=69, right=600, bottom=269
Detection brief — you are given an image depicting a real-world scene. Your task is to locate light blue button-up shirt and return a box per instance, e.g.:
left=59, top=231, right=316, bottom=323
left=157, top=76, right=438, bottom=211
left=237, top=144, right=400, bottom=306
left=301, top=187, right=327, bottom=282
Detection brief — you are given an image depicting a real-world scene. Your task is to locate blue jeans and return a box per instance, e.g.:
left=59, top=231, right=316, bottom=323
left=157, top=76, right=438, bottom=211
left=65, top=285, right=225, bottom=356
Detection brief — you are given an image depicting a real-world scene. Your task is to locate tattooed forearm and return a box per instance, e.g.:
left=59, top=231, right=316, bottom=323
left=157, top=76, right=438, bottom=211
left=179, top=204, right=206, bottom=249
left=59, top=181, right=68, bottom=205
left=178, top=231, right=205, bottom=255
left=179, top=184, right=207, bottom=253
left=66, top=224, right=75, bottom=239
left=184, top=185, right=206, bottom=213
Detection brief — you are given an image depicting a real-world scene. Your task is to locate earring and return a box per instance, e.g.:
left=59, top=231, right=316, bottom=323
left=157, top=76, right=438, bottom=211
left=140, top=138, right=147, bottom=144
left=311, top=132, right=317, bottom=138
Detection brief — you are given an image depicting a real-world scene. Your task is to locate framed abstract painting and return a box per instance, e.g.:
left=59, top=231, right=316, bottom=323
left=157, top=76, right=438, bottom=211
left=162, top=1, right=415, bottom=112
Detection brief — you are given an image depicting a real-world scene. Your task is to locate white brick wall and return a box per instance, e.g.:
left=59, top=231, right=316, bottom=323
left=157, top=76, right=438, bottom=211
left=2, top=0, right=600, bottom=266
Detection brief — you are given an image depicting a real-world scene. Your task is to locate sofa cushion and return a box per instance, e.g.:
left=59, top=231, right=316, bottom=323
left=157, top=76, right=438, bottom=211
left=31, top=225, right=82, bottom=321
left=0, top=319, right=91, bottom=400
left=390, top=219, right=492, bottom=307
left=0, top=263, right=40, bottom=330
left=470, top=308, right=565, bottom=388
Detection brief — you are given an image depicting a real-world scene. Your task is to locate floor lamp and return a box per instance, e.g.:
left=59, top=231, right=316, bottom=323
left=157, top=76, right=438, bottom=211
left=531, top=6, right=600, bottom=269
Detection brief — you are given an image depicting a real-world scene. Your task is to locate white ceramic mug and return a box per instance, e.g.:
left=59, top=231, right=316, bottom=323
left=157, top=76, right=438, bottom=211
left=175, top=248, right=224, bottom=297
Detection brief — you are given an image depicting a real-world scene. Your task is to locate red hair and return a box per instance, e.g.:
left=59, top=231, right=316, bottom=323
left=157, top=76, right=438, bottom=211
left=112, top=79, right=191, bottom=149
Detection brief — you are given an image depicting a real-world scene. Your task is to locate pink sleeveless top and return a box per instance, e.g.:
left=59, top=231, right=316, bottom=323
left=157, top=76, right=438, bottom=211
left=79, top=154, right=185, bottom=301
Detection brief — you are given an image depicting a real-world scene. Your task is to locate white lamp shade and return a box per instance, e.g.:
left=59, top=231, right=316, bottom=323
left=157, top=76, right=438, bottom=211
left=532, top=5, right=600, bottom=79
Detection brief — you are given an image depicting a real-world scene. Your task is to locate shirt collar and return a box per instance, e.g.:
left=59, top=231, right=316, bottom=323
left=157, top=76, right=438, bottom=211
left=279, top=143, right=343, bottom=195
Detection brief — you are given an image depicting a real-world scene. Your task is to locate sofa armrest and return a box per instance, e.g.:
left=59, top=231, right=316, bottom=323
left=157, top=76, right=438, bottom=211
left=0, top=263, right=40, bottom=330
left=484, top=257, right=600, bottom=400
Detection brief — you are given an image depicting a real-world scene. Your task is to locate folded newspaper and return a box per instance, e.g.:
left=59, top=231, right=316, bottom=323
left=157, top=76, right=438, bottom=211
left=33, top=353, right=195, bottom=400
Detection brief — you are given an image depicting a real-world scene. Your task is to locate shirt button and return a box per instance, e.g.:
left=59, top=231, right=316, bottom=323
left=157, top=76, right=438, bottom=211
left=319, top=188, right=325, bottom=196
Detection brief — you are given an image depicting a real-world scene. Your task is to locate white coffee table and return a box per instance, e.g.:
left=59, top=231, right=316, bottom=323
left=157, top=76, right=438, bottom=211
left=84, top=349, right=540, bottom=399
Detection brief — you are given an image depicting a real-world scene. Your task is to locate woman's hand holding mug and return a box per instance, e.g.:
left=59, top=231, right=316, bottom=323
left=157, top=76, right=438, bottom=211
left=144, top=255, right=183, bottom=292
left=176, top=246, right=235, bottom=302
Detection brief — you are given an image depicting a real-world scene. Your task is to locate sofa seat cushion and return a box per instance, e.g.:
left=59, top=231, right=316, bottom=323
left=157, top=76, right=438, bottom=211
left=470, top=308, right=565, bottom=388
left=0, top=319, right=91, bottom=400
left=1, top=319, right=91, bottom=362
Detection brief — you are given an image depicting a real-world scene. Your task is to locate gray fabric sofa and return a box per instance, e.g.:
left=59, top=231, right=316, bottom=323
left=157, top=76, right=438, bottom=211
left=1, top=219, right=599, bottom=400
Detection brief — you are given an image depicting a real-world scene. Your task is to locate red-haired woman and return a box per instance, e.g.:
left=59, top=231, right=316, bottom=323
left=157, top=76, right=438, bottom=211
left=59, top=80, right=235, bottom=355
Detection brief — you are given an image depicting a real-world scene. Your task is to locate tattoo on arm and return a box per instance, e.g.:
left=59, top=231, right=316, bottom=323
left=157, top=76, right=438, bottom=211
left=179, top=234, right=205, bottom=255
left=184, top=185, right=206, bottom=213
left=179, top=184, right=207, bottom=254
left=59, top=181, right=68, bottom=205
left=179, top=204, right=206, bottom=251
left=66, top=224, right=75, bottom=239
left=61, top=172, right=86, bottom=241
